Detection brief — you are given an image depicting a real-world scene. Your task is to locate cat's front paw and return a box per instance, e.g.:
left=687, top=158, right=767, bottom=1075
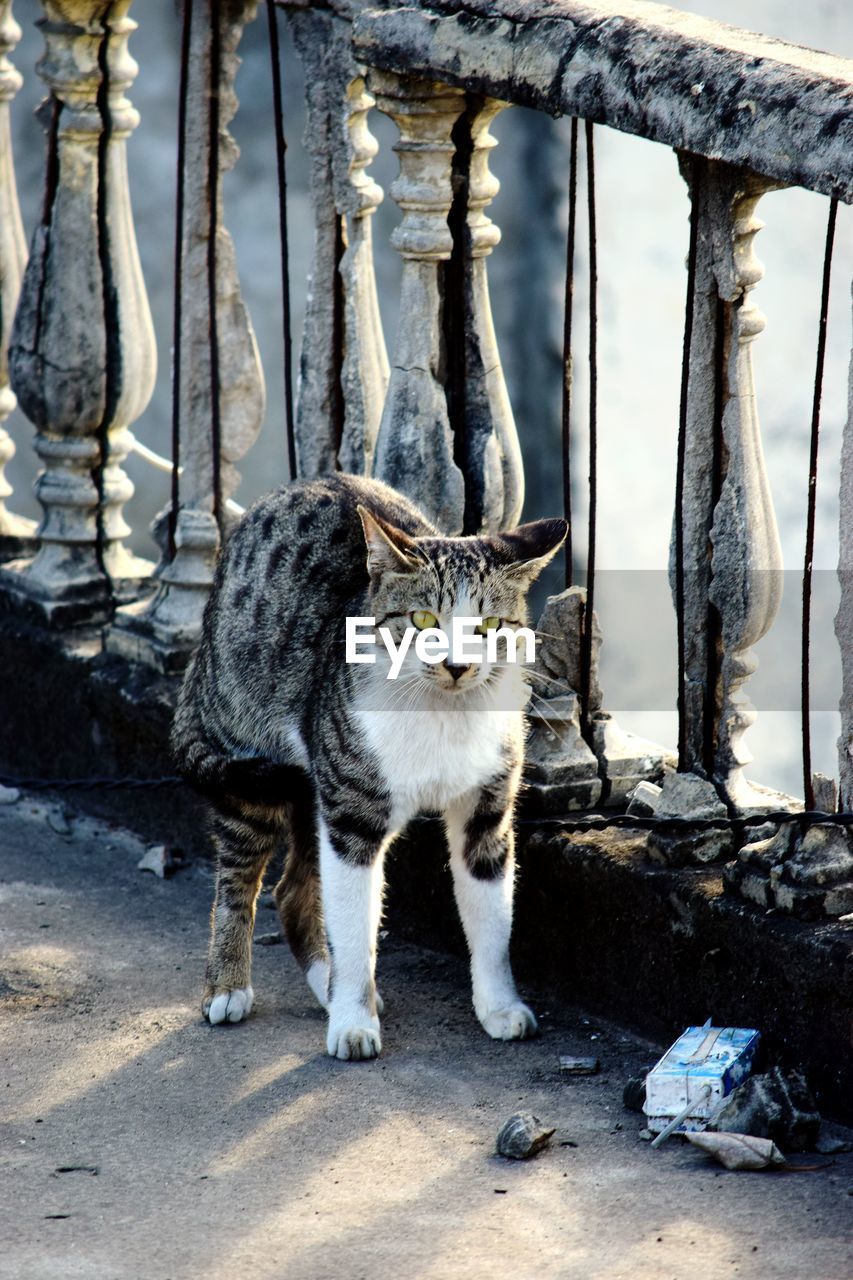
left=326, top=1011, right=382, bottom=1061
left=203, top=985, right=254, bottom=1025
left=481, top=1001, right=537, bottom=1041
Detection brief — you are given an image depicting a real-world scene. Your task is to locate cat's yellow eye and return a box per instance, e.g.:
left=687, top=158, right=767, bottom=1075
left=478, top=616, right=501, bottom=633
left=411, top=610, right=438, bottom=631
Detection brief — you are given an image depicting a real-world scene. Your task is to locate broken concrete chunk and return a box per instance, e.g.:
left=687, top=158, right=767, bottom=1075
left=531, top=587, right=603, bottom=713
left=524, top=690, right=602, bottom=813
left=654, top=772, right=728, bottom=820
left=726, top=822, right=853, bottom=918
left=592, top=716, right=672, bottom=806
left=646, top=771, right=734, bottom=866
left=626, top=781, right=661, bottom=818
left=711, top=1066, right=820, bottom=1152
left=736, top=825, right=793, bottom=868
left=811, top=773, right=837, bottom=813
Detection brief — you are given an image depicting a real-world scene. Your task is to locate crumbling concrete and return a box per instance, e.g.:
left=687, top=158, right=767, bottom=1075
left=353, top=0, right=853, bottom=202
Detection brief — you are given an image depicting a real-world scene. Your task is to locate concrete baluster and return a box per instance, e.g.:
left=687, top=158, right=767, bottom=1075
left=673, top=157, right=786, bottom=811
left=369, top=70, right=465, bottom=534
left=107, top=0, right=265, bottom=671
left=0, top=0, right=35, bottom=559
left=0, top=0, right=156, bottom=625
left=288, top=6, right=389, bottom=479
left=447, top=95, right=522, bottom=533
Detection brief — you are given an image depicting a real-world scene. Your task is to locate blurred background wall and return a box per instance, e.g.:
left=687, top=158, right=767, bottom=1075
left=5, top=0, right=852, bottom=795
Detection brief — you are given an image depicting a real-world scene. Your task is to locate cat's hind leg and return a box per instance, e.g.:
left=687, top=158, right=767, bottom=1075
left=444, top=768, right=537, bottom=1042
left=273, top=787, right=330, bottom=1009
left=203, top=795, right=285, bottom=1025
left=275, top=792, right=387, bottom=1016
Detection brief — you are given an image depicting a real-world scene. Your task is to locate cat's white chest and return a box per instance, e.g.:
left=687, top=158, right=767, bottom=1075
left=355, top=694, right=521, bottom=822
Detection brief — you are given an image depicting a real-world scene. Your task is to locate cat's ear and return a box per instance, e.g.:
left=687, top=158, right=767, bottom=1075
left=357, top=505, right=422, bottom=579
left=499, top=518, right=568, bottom=585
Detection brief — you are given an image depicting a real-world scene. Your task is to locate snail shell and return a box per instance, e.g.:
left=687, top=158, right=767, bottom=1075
left=496, top=1112, right=555, bottom=1160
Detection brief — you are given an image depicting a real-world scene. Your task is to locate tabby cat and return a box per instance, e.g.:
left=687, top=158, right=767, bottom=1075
left=172, top=473, right=566, bottom=1060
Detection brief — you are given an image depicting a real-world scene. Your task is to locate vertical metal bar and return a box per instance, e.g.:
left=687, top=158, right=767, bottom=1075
left=169, top=0, right=193, bottom=561
left=579, top=120, right=597, bottom=739
left=266, top=0, right=296, bottom=479
left=675, top=170, right=701, bottom=771
left=802, top=198, right=838, bottom=809
left=207, top=0, right=223, bottom=530
left=703, top=295, right=726, bottom=778
left=561, top=117, right=578, bottom=586
left=331, top=211, right=345, bottom=465
left=94, top=19, right=116, bottom=600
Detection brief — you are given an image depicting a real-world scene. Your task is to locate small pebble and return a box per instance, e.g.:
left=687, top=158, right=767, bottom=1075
left=47, top=809, right=73, bottom=836
left=496, top=1113, right=555, bottom=1160
left=816, top=1134, right=853, bottom=1155
left=559, top=1056, right=600, bottom=1075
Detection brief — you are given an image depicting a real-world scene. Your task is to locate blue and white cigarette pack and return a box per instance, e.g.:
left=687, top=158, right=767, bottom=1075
left=643, top=1024, right=760, bottom=1134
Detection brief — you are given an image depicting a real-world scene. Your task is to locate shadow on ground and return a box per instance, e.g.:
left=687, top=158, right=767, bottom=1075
left=0, top=798, right=851, bottom=1280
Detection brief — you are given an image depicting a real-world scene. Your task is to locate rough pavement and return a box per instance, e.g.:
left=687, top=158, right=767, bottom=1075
left=1, top=797, right=851, bottom=1280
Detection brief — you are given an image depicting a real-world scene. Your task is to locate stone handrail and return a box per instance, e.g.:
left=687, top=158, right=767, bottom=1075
left=352, top=0, right=853, bottom=203
left=0, top=0, right=850, bottom=912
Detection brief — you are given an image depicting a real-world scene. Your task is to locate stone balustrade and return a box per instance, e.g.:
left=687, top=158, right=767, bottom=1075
left=0, top=0, right=850, bottom=912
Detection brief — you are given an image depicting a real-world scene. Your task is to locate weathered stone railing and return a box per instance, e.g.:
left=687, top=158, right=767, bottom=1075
left=0, top=0, right=851, bottom=916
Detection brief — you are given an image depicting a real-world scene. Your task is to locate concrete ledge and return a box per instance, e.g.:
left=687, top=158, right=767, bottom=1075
left=384, top=823, right=853, bottom=1125
left=2, top=613, right=850, bottom=1122
left=0, top=615, right=208, bottom=855
left=353, top=0, right=853, bottom=202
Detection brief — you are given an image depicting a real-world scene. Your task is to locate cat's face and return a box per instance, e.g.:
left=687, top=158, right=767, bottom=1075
left=357, top=507, right=567, bottom=697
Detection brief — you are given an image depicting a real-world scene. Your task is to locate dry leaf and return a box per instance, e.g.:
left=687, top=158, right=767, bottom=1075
left=684, top=1131, right=787, bottom=1171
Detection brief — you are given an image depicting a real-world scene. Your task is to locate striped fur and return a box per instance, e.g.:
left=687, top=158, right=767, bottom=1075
left=172, top=474, right=565, bottom=1058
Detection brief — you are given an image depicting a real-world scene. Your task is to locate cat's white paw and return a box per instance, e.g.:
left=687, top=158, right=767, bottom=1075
left=204, top=986, right=254, bottom=1025
left=481, top=1001, right=537, bottom=1041
left=326, top=1012, right=382, bottom=1061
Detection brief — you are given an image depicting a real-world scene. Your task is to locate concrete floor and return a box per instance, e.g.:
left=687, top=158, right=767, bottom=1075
left=1, top=797, right=851, bottom=1280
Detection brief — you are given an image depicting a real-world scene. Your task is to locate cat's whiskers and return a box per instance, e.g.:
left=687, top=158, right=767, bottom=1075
left=524, top=688, right=565, bottom=744
left=526, top=668, right=573, bottom=695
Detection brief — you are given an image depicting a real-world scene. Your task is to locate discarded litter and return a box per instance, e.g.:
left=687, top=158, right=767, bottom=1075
left=644, top=1021, right=760, bottom=1138
left=684, top=1132, right=786, bottom=1171
left=559, top=1056, right=600, bottom=1075
left=623, top=1065, right=655, bottom=1113
left=137, top=845, right=184, bottom=879
left=496, top=1113, right=555, bottom=1160
left=711, top=1066, right=820, bottom=1152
